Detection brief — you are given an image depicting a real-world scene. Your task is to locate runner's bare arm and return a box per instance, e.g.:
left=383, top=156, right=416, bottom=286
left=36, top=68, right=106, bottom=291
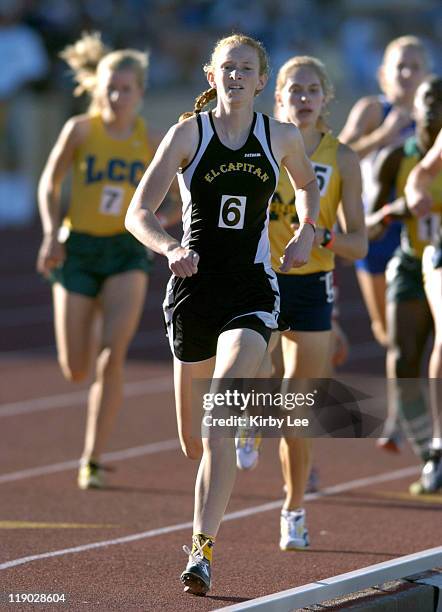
left=363, top=145, right=408, bottom=233
left=38, top=116, right=89, bottom=237
left=125, top=118, right=200, bottom=277
left=271, top=120, right=320, bottom=271
left=330, top=144, right=367, bottom=260
left=37, top=116, right=89, bottom=275
left=339, top=97, right=410, bottom=159
left=405, top=128, right=442, bottom=217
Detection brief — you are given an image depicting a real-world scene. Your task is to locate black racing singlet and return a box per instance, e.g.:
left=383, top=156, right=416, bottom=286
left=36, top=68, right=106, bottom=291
left=177, top=111, right=279, bottom=272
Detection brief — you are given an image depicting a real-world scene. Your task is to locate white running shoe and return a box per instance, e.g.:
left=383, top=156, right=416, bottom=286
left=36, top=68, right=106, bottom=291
left=410, top=451, right=442, bottom=495
left=280, top=509, right=310, bottom=551
left=235, top=426, right=262, bottom=470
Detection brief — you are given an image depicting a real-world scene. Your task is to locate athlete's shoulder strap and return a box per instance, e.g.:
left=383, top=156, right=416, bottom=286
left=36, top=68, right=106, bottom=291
left=180, top=111, right=213, bottom=174
left=180, top=112, right=203, bottom=173
left=378, top=95, right=392, bottom=119
left=257, top=112, right=278, bottom=169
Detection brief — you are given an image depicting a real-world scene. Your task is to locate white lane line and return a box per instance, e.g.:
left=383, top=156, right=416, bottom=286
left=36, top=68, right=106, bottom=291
left=0, top=375, right=173, bottom=418
left=0, top=439, right=180, bottom=484
left=0, top=466, right=419, bottom=571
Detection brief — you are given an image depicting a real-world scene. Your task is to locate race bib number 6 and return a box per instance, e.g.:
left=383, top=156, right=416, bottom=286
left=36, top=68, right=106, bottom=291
left=99, top=185, right=125, bottom=216
left=218, top=195, right=247, bottom=229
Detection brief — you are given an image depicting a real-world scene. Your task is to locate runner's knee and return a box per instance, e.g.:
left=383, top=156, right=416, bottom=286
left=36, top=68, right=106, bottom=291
left=58, top=358, right=88, bottom=383
left=95, top=346, right=125, bottom=379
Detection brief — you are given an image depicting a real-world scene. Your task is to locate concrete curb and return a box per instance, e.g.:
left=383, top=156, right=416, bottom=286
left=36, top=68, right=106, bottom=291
left=299, top=569, right=442, bottom=611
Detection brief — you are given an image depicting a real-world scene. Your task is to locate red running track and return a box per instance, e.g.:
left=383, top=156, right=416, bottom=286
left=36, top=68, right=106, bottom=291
left=0, top=224, right=440, bottom=611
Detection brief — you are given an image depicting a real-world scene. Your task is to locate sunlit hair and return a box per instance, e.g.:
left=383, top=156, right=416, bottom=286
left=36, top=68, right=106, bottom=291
left=378, top=35, right=431, bottom=94
left=274, top=55, right=334, bottom=132
left=60, top=32, right=149, bottom=115
left=179, top=33, right=269, bottom=121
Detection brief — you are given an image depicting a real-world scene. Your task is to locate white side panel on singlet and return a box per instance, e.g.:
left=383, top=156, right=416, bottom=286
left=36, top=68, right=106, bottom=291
left=252, top=113, right=280, bottom=266
left=177, top=113, right=213, bottom=248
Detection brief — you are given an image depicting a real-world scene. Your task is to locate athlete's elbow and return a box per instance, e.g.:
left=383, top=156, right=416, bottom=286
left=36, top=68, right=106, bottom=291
left=342, top=234, right=368, bottom=261
left=124, top=207, right=136, bottom=235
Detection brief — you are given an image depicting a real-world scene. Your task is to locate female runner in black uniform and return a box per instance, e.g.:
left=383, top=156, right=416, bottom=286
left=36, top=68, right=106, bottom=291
left=125, top=33, right=320, bottom=596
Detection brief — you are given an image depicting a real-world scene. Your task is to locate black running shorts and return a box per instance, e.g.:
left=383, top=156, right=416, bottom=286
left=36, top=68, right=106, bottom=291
left=163, top=264, right=279, bottom=363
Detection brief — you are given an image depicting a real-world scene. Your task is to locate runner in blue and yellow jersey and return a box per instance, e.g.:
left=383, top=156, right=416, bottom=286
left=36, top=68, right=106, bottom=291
left=37, top=33, right=158, bottom=490
left=237, top=56, right=367, bottom=551
left=340, top=36, right=430, bottom=347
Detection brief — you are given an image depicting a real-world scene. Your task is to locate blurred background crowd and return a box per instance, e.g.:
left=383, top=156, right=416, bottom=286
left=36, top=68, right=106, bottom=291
left=1, top=0, right=441, bottom=226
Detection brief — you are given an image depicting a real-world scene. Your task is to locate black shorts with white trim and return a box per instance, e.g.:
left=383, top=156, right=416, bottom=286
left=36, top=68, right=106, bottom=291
left=163, top=264, right=279, bottom=362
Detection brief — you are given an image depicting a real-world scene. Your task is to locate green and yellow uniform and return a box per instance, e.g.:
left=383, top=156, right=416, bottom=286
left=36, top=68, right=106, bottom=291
left=65, top=115, right=152, bottom=236
left=396, top=138, right=442, bottom=259
left=386, top=137, right=442, bottom=303
left=52, top=115, right=154, bottom=296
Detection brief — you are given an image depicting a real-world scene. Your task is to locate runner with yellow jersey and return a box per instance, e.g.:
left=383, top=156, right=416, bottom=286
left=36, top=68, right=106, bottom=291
left=270, top=130, right=340, bottom=304
left=37, top=33, right=156, bottom=490
left=66, top=114, right=150, bottom=236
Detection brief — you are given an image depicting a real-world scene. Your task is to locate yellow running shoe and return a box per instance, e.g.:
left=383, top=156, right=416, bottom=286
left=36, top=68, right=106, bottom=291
left=77, top=461, right=107, bottom=490
left=181, top=534, right=213, bottom=596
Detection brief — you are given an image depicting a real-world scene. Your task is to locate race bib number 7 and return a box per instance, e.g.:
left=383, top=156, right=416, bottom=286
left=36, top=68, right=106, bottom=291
left=218, top=195, right=247, bottom=229
left=99, top=185, right=125, bottom=216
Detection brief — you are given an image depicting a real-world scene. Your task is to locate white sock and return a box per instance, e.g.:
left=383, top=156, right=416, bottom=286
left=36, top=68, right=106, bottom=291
left=282, top=507, right=304, bottom=517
